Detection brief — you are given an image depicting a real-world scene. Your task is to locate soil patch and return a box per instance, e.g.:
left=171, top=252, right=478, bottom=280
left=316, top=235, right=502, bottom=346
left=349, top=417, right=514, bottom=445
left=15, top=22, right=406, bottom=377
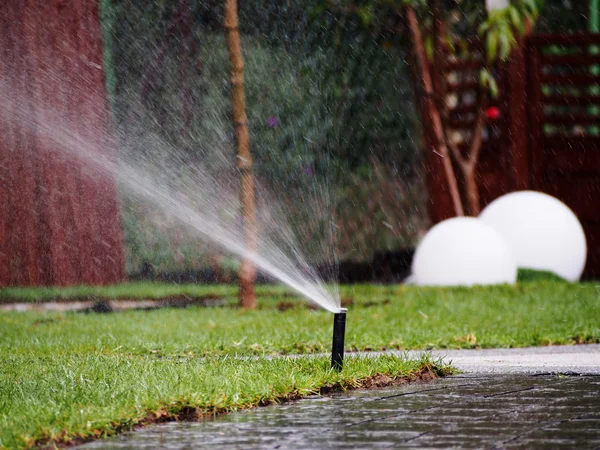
left=1, top=295, right=225, bottom=313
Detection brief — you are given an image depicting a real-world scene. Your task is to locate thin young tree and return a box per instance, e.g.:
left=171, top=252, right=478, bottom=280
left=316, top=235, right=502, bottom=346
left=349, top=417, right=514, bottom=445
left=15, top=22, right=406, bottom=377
left=224, top=0, right=258, bottom=308
left=316, top=0, right=540, bottom=215
left=404, top=0, right=540, bottom=215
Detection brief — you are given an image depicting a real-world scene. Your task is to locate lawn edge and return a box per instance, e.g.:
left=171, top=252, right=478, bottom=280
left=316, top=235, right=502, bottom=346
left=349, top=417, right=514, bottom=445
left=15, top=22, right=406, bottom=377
left=33, top=362, right=453, bottom=449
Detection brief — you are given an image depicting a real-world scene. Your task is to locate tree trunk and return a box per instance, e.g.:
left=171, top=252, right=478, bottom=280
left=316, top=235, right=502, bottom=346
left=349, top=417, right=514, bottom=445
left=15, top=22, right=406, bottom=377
left=405, top=5, right=465, bottom=217
left=224, top=0, right=257, bottom=309
left=463, top=167, right=481, bottom=216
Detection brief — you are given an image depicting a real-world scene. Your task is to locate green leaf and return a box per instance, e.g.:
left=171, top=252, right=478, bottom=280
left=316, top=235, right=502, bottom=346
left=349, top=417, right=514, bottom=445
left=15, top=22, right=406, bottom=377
left=445, top=35, right=456, bottom=53
left=478, top=21, right=490, bottom=35
left=480, top=68, right=490, bottom=85
left=357, top=6, right=374, bottom=27
left=479, top=68, right=499, bottom=98
left=424, top=35, right=434, bottom=61
left=508, top=6, right=524, bottom=33
left=499, top=31, right=512, bottom=61
left=488, top=76, right=499, bottom=98
left=486, top=31, right=498, bottom=63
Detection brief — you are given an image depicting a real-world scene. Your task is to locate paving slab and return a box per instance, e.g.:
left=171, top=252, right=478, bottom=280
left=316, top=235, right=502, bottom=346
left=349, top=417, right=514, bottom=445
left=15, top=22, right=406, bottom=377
left=81, top=374, right=600, bottom=449
left=79, top=345, right=600, bottom=449
left=407, top=343, right=600, bottom=375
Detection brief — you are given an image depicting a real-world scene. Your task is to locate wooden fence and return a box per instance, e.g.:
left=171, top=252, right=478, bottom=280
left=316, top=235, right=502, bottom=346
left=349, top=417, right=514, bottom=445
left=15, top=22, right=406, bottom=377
left=527, top=33, right=600, bottom=277
left=0, top=1, right=125, bottom=287
left=426, top=33, right=600, bottom=278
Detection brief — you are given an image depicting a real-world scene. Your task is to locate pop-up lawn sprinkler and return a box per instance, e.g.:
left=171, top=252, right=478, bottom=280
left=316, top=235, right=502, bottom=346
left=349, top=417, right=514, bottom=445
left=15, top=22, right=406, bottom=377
left=331, top=308, right=347, bottom=371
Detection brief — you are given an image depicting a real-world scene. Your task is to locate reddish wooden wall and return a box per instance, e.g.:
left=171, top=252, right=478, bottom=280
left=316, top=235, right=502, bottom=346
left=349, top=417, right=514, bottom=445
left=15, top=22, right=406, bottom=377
left=425, top=33, right=600, bottom=278
left=0, top=0, right=125, bottom=287
left=526, top=33, right=600, bottom=278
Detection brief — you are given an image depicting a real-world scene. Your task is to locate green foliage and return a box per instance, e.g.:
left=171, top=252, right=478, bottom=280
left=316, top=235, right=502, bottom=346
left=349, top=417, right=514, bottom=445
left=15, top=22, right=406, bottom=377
left=517, top=268, right=566, bottom=282
left=100, top=0, right=426, bottom=273
left=335, top=162, right=428, bottom=260
left=101, top=0, right=570, bottom=276
left=397, top=0, right=542, bottom=98
left=479, top=67, right=499, bottom=98
left=535, top=0, right=588, bottom=32
left=478, top=1, right=540, bottom=63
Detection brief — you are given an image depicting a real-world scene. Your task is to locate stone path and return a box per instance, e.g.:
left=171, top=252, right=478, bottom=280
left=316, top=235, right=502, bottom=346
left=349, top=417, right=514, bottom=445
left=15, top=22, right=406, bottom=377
left=82, top=374, right=600, bottom=449
left=407, top=343, right=600, bottom=375
left=81, top=345, right=600, bottom=449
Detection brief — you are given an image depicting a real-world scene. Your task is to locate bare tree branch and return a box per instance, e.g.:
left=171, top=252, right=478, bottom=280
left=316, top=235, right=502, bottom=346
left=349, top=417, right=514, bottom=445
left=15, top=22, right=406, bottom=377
left=444, top=130, right=468, bottom=169
left=405, top=4, right=465, bottom=217
left=466, top=108, right=487, bottom=171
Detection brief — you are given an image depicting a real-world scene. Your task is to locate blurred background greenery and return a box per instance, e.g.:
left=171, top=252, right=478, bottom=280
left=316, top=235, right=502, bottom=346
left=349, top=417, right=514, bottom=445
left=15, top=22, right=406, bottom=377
left=99, top=0, right=587, bottom=279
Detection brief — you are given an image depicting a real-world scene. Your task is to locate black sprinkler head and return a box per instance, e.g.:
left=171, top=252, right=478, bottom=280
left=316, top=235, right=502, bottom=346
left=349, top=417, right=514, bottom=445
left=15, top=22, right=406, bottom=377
left=331, top=308, right=347, bottom=371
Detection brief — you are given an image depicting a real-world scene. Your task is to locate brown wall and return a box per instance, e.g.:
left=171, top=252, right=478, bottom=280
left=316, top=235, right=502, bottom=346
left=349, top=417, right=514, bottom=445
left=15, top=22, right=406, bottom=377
left=0, top=0, right=125, bottom=287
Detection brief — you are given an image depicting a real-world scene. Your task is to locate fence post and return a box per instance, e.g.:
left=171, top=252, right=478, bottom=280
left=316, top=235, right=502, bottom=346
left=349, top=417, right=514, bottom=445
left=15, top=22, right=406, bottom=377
left=506, top=36, right=531, bottom=191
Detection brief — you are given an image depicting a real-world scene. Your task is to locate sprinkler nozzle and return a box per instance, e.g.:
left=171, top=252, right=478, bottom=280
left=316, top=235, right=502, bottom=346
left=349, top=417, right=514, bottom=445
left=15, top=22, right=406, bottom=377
left=331, top=308, right=347, bottom=371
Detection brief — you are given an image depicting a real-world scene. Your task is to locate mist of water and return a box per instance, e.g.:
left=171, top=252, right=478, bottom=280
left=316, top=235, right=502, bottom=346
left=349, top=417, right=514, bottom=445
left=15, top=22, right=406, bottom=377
left=0, top=80, right=341, bottom=313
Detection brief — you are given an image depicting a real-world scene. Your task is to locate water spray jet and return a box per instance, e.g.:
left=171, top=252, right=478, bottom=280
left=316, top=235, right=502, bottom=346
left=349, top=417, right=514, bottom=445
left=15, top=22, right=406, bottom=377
left=331, top=308, right=347, bottom=371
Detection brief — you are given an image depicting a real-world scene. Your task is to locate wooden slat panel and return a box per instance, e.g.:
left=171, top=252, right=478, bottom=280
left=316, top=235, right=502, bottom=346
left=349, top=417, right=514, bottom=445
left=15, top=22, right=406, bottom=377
left=505, top=39, right=530, bottom=191
left=77, top=0, right=126, bottom=284
left=581, top=221, right=600, bottom=278
left=0, top=0, right=126, bottom=287
left=542, top=94, right=600, bottom=106
left=540, top=73, right=599, bottom=85
left=544, top=149, right=600, bottom=173
left=73, top=0, right=103, bottom=285
left=529, top=33, right=600, bottom=46
left=447, top=79, right=479, bottom=92
left=540, top=54, right=600, bottom=66
left=0, top=2, right=45, bottom=286
left=449, top=104, right=477, bottom=115
left=447, top=118, right=481, bottom=129
left=543, top=175, right=600, bottom=222
left=527, top=43, right=545, bottom=191
left=424, top=139, right=456, bottom=223
left=542, top=135, right=600, bottom=150
left=528, top=33, right=600, bottom=277
left=543, top=113, right=600, bottom=125
left=478, top=171, right=508, bottom=207
left=36, top=1, right=84, bottom=285
left=445, top=59, right=483, bottom=71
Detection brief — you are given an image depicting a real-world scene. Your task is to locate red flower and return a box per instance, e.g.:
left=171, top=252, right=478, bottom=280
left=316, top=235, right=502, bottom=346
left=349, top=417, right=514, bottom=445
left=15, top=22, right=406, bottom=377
left=485, top=106, right=501, bottom=120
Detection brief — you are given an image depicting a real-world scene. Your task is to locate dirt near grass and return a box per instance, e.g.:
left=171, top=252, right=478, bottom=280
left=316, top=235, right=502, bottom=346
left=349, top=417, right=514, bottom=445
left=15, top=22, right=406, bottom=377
left=0, top=295, right=226, bottom=313
left=33, top=364, right=447, bottom=449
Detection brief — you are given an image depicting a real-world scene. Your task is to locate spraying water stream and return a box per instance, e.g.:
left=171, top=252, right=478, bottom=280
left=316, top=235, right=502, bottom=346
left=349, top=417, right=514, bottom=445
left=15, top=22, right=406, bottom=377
left=0, top=83, right=341, bottom=313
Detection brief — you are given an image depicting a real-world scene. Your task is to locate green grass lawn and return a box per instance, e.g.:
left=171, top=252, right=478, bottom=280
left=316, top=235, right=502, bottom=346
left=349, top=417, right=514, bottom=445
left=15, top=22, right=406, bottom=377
left=1, top=280, right=599, bottom=449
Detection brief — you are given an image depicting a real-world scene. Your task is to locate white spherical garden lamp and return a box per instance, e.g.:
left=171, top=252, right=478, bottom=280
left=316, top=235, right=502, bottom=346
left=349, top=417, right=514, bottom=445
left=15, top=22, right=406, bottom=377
left=479, top=191, right=587, bottom=281
left=412, top=217, right=517, bottom=286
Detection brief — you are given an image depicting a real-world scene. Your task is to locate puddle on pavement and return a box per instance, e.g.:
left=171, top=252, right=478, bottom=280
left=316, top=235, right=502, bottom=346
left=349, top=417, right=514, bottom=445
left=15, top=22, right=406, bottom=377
left=80, top=374, right=600, bottom=449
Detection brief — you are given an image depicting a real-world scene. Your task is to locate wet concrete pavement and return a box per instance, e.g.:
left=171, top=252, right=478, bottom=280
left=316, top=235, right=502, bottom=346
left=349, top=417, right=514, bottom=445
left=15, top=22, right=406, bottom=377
left=406, top=343, right=600, bottom=375
left=82, top=373, right=600, bottom=449
left=81, top=346, right=600, bottom=449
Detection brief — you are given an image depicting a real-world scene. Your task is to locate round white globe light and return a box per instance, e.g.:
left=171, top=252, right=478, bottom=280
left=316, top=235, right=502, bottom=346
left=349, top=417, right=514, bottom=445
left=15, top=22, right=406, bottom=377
left=479, top=191, right=587, bottom=281
left=412, top=217, right=517, bottom=286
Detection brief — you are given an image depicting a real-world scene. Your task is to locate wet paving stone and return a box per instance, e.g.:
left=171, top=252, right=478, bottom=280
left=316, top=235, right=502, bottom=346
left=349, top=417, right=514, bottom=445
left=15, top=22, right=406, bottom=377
left=81, top=374, right=600, bottom=449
